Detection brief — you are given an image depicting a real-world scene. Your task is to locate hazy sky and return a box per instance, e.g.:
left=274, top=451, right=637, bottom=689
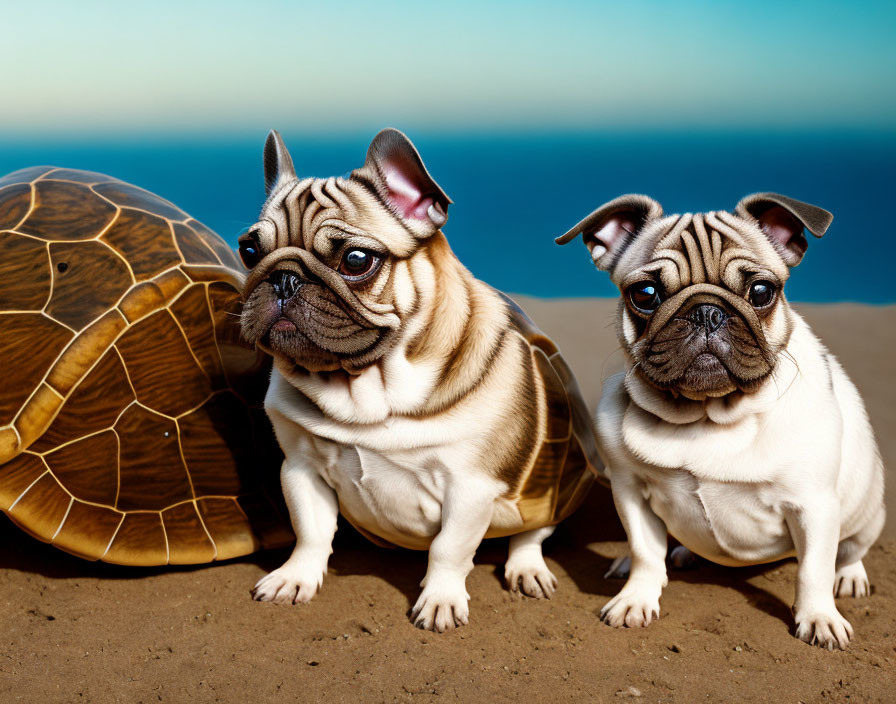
left=4, top=0, right=895, bottom=135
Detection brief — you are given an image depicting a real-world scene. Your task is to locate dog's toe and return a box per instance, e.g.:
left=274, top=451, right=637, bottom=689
left=794, top=608, right=853, bottom=650
left=600, top=588, right=661, bottom=628
left=411, top=581, right=470, bottom=632
left=505, top=559, right=558, bottom=599
left=251, top=566, right=323, bottom=605
left=834, top=561, right=870, bottom=598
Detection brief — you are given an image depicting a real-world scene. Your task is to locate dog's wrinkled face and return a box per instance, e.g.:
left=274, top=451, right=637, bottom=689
left=239, top=129, right=451, bottom=373
left=557, top=193, right=832, bottom=400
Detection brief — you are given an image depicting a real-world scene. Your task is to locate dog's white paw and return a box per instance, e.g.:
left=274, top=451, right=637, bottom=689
left=600, top=584, right=661, bottom=628
left=604, top=555, right=631, bottom=579
left=835, top=561, right=870, bottom=598
left=251, top=563, right=325, bottom=605
left=411, top=577, right=470, bottom=632
left=505, top=553, right=558, bottom=599
left=794, top=607, right=853, bottom=650
left=669, top=545, right=699, bottom=570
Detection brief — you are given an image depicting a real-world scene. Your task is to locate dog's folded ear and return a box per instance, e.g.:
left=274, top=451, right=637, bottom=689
left=357, top=128, right=452, bottom=238
left=555, top=194, right=662, bottom=271
left=264, top=130, right=298, bottom=196
left=736, top=193, right=833, bottom=267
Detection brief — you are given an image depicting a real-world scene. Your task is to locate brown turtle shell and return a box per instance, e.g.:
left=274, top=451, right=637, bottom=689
left=0, top=166, right=292, bottom=566
left=499, top=293, right=605, bottom=533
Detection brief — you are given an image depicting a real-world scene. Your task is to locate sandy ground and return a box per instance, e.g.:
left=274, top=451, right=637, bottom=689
left=1, top=298, right=893, bottom=704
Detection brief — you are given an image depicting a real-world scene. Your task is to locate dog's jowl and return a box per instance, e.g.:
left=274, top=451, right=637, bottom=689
left=240, top=129, right=601, bottom=631
left=557, top=193, right=885, bottom=649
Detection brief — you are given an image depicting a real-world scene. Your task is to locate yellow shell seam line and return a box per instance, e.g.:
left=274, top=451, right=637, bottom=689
left=11, top=181, right=37, bottom=231
left=166, top=309, right=214, bottom=384
left=50, top=497, right=74, bottom=541
left=173, top=417, right=198, bottom=501
left=7, top=469, right=49, bottom=512
left=113, top=268, right=197, bottom=326
left=95, top=238, right=137, bottom=286
left=34, top=169, right=63, bottom=181
left=112, top=427, right=122, bottom=508
left=112, top=348, right=140, bottom=399
left=87, top=205, right=123, bottom=243
left=204, top=284, right=233, bottom=388
left=166, top=219, right=196, bottom=268
left=99, top=513, right=126, bottom=559
left=18, top=315, right=127, bottom=447
left=174, top=391, right=221, bottom=420
left=40, top=311, right=77, bottom=334
left=159, top=511, right=171, bottom=565
left=40, top=241, right=53, bottom=310
left=193, top=499, right=219, bottom=560
left=131, top=400, right=178, bottom=423
left=186, top=222, right=225, bottom=268
left=87, top=186, right=176, bottom=225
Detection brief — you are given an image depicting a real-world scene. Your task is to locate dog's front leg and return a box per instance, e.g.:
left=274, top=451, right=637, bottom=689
left=251, top=456, right=339, bottom=605
left=410, top=475, right=496, bottom=632
left=601, top=471, right=668, bottom=628
left=785, top=499, right=853, bottom=649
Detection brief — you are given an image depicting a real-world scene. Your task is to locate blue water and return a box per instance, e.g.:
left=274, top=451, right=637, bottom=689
left=1, top=131, right=894, bottom=303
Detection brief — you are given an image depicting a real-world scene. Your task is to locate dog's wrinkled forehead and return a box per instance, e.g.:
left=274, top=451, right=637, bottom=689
left=256, top=174, right=420, bottom=260
left=556, top=192, right=833, bottom=292
left=615, top=211, right=789, bottom=294
left=240, top=128, right=453, bottom=290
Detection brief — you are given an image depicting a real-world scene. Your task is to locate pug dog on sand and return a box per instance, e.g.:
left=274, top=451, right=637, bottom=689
left=239, top=129, right=600, bottom=631
left=556, top=193, right=884, bottom=649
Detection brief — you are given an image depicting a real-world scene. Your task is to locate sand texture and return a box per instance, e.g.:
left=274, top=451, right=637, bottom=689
left=1, top=298, right=893, bottom=703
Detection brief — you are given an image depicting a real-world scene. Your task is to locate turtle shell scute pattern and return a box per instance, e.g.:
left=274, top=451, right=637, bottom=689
left=0, top=167, right=291, bottom=566
left=500, top=294, right=605, bottom=530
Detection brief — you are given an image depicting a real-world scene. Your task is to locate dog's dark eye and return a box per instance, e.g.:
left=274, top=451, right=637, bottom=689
left=238, top=235, right=262, bottom=269
left=748, top=281, right=776, bottom=308
left=628, top=282, right=662, bottom=314
left=338, top=249, right=380, bottom=279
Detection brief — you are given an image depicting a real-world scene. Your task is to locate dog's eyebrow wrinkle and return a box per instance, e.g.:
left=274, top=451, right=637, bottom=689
left=655, top=248, right=691, bottom=286
left=301, top=197, right=322, bottom=250
left=681, top=230, right=706, bottom=284
left=706, top=211, right=747, bottom=245
left=317, top=219, right=375, bottom=241
left=311, top=179, right=337, bottom=209
left=280, top=178, right=313, bottom=247
left=268, top=197, right=288, bottom=249
left=692, top=214, right=721, bottom=285
left=324, top=178, right=357, bottom=219
left=656, top=214, right=692, bottom=250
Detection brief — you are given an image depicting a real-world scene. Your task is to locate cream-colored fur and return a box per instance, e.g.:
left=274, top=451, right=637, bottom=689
left=598, top=314, right=884, bottom=648
left=245, top=130, right=599, bottom=631
left=558, top=193, right=885, bottom=649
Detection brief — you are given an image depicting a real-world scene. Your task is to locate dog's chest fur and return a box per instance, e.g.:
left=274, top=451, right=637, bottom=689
left=264, top=357, right=530, bottom=550
left=597, top=314, right=847, bottom=565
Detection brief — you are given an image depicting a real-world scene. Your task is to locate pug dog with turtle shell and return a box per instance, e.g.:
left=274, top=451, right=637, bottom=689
left=556, top=193, right=885, bottom=649
left=239, top=129, right=601, bottom=631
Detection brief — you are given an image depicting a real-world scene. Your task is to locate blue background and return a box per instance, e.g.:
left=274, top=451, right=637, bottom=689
left=3, top=1, right=895, bottom=302
left=1, top=130, right=893, bottom=302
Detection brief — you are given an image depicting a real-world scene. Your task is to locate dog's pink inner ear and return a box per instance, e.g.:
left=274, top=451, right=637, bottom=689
left=382, top=163, right=442, bottom=223
left=758, top=205, right=808, bottom=257
left=590, top=213, right=639, bottom=251
left=365, top=129, right=450, bottom=229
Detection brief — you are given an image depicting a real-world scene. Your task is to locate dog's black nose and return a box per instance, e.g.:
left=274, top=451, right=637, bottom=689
left=690, top=304, right=726, bottom=333
left=269, top=270, right=302, bottom=301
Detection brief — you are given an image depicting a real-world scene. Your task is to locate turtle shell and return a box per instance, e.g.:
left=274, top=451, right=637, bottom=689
left=0, top=166, right=292, bottom=566
left=499, top=293, right=606, bottom=533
